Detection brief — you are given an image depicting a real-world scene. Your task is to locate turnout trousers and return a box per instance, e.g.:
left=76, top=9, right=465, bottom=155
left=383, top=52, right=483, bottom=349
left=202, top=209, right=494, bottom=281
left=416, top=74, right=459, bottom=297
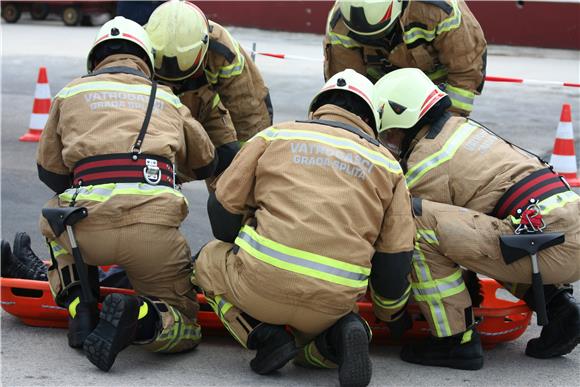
left=43, top=221, right=202, bottom=353
left=412, top=197, right=580, bottom=337
left=195, top=240, right=362, bottom=368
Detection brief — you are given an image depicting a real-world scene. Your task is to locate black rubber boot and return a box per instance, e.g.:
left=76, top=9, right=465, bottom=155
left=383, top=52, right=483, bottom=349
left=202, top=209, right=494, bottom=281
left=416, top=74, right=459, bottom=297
left=67, top=300, right=99, bottom=349
left=1, top=240, right=46, bottom=281
left=13, top=232, right=48, bottom=279
left=321, top=313, right=372, bottom=387
left=247, top=324, right=298, bottom=375
left=400, top=328, right=483, bottom=370
left=526, top=291, right=580, bottom=358
left=83, top=293, right=140, bottom=371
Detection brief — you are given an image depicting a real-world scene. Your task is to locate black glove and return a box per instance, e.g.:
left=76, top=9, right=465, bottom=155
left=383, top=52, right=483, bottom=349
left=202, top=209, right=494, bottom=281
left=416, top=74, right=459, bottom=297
left=387, top=310, right=412, bottom=340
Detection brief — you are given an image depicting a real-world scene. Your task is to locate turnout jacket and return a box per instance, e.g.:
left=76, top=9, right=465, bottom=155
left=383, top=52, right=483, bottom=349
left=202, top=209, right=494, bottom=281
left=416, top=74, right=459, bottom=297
left=37, top=55, right=216, bottom=231
left=179, top=21, right=272, bottom=146
left=403, top=114, right=579, bottom=222
left=324, top=0, right=487, bottom=116
left=213, top=105, right=415, bottom=316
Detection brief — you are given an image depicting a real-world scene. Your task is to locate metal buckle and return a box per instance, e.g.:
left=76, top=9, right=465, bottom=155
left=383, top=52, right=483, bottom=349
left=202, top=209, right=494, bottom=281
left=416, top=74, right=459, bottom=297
left=143, top=158, right=161, bottom=185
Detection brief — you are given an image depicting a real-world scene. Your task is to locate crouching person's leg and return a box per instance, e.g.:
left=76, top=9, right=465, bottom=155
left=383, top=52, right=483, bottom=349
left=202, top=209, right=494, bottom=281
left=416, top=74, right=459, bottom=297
left=294, top=313, right=372, bottom=387
left=194, top=240, right=298, bottom=375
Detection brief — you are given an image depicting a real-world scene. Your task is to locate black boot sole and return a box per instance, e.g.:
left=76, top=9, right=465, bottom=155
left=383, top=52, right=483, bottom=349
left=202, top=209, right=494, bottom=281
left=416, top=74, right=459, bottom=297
left=250, top=341, right=299, bottom=375
left=83, top=294, right=138, bottom=372
left=526, top=331, right=580, bottom=358
left=338, top=322, right=372, bottom=387
left=400, top=346, right=483, bottom=371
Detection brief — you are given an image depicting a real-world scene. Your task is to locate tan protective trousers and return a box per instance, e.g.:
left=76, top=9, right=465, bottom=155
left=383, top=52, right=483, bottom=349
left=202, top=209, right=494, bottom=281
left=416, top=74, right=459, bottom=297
left=413, top=198, right=580, bottom=338
left=195, top=240, right=356, bottom=368
left=44, top=222, right=201, bottom=353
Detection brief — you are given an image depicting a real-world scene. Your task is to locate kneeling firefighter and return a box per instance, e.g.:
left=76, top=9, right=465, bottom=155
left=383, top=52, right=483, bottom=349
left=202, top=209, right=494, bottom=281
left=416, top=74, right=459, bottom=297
left=36, top=17, right=217, bottom=371
left=374, top=68, right=580, bottom=370
left=193, top=69, right=415, bottom=387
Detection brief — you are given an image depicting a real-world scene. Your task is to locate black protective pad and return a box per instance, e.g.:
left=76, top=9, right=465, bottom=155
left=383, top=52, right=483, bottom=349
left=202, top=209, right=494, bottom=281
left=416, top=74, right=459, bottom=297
left=499, top=232, right=565, bottom=265
left=42, top=207, right=88, bottom=237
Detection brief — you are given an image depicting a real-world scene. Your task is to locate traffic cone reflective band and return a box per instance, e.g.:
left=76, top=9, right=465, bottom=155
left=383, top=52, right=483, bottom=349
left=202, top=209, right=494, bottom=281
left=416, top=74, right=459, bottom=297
left=550, top=104, right=580, bottom=187
left=19, top=67, right=51, bottom=142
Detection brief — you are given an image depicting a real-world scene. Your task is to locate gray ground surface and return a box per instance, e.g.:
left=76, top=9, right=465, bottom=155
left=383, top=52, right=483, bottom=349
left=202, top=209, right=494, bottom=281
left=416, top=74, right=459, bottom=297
left=1, top=20, right=580, bottom=386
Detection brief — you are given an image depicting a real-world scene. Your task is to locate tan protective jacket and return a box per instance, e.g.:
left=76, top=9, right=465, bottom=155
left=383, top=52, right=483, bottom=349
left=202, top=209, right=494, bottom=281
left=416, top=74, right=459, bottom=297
left=37, top=55, right=215, bottom=232
left=179, top=21, right=272, bottom=146
left=403, top=115, right=576, bottom=216
left=214, top=105, right=415, bottom=314
left=324, top=0, right=487, bottom=116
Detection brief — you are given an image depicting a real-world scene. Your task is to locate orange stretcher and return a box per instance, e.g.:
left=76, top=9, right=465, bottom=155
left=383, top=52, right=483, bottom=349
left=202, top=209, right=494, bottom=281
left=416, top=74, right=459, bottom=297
left=0, top=277, right=532, bottom=349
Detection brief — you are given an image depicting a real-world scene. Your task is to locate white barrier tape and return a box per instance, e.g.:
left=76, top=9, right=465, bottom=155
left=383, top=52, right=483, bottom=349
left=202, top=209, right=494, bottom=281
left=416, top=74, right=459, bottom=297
left=249, top=50, right=580, bottom=89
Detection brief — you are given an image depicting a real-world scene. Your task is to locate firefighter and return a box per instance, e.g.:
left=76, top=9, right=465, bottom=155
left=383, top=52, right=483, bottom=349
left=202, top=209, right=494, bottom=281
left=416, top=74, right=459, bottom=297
left=193, top=69, right=415, bottom=386
left=374, top=68, right=580, bottom=370
left=145, top=0, right=273, bottom=176
left=324, top=0, right=487, bottom=116
left=36, top=17, right=217, bottom=371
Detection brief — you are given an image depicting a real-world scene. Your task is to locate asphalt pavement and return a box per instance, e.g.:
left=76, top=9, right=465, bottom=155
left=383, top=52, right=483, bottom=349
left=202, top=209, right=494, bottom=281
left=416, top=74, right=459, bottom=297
left=1, top=19, right=580, bottom=386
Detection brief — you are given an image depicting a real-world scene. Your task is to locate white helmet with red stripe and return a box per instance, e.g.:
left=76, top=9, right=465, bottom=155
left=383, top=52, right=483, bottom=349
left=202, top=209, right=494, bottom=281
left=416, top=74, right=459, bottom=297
left=309, top=69, right=380, bottom=133
left=375, top=68, right=448, bottom=133
left=87, top=16, right=154, bottom=72
left=338, top=0, right=403, bottom=37
left=145, top=0, right=210, bottom=81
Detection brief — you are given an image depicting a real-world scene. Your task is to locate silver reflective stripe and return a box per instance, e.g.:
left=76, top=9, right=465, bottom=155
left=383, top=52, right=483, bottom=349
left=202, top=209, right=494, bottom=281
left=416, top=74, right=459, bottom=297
left=446, top=90, right=474, bottom=106
left=259, top=128, right=402, bottom=174
left=413, top=276, right=464, bottom=296
left=237, top=231, right=368, bottom=282
left=405, top=122, right=478, bottom=188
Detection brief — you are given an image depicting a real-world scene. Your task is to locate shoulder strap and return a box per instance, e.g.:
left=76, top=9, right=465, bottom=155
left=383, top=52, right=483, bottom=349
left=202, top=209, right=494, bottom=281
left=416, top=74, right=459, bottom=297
left=419, top=0, right=453, bottom=15
left=296, top=119, right=380, bottom=147
left=426, top=111, right=452, bottom=139
left=131, top=81, right=158, bottom=160
left=208, top=39, right=236, bottom=63
left=83, top=66, right=150, bottom=79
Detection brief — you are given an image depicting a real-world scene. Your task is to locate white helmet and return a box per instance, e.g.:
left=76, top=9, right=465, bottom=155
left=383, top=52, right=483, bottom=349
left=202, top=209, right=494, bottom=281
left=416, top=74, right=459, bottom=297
left=87, top=16, right=155, bottom=72
left=375, top=68, right=448, bottom=133
left=338, top=0, right=403, bottom=37
left=145, top=0, right=210, bottom=81
left=310, top=69, right=380, bottom=133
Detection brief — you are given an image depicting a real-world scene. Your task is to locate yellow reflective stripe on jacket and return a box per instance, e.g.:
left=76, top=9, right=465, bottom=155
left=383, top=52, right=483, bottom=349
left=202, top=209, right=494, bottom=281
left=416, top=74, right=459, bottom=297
left=412, top=268, right=466, bottom=301
left=56, top=81, right=183, bottom=108
left=59, top=183, right=185, bottom=203
left=509, top=190, right=580, bottom=225
left=417, top=228, right=439, bottom=245
left=49, top=241, right=68, bottom=258
left=371, top=284, right=411, bottom=310
left=235, top=225, right=370, bottom=289
left=403, top=0, right=462, bottom=44
left=205, top=30, right=245, bottom=84
left=406, top=122, right=478, bottom=189
left=328, top=31, right=361, bottom=48
left=428, top=68, right=448, bottom=81
left=446, top=84, right=475, bottom=113
left=257, top=127, right=403, bottom=175
left=211, top=93, right=221, bottom=109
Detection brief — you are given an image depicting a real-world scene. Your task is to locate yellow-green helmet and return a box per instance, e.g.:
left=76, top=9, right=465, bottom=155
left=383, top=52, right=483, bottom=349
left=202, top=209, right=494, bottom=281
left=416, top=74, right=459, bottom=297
left=338, top=0, right=403, bottom=37
left=310, top=69, right=380, bottom=133
left=87, top=16, right=154, bottom=72
left=375, top=68, right=448, bottom=133
left=145, top=0, right=210, bottom=81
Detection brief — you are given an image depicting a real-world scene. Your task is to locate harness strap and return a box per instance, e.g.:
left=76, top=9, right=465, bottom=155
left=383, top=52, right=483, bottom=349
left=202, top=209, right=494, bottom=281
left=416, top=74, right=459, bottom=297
left=296, top=119, right=380, bottom=146
left=492, top=168, right=570, bottom=219
left=132, top=81, right=158, bottom=159
left=73, top=153, right=174, bottom=188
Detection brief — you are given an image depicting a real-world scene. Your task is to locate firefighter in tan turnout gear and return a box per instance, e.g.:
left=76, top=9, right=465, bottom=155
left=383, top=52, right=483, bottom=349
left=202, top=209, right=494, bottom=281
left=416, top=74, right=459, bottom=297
left=193, top=69, right=415, bottom=386
left=145, top=0, right=273, bottom=176
left=324, top=0, right=487, bottom=116
left=374, top=68, right=580, bottom=370
left=36, top=17, right=217, bottom=371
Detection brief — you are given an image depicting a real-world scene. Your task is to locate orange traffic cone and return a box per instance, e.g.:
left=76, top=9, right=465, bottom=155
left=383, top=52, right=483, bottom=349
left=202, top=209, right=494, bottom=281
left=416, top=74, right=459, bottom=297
left=550, top=104, right=580, bottom=187
left=19, top=67, right=51, bottom=142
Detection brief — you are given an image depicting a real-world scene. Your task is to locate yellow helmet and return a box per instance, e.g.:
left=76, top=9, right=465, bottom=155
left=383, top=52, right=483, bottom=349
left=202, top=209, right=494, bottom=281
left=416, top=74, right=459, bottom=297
left=375, top=68, right=448, bottom=133
left=87, top=16, right=154, bottom=72
left=310, top=69, right=380, bottom=133
left=145, top=0, right=210, bottom=81
left=338, top=0, right=403, bottom=37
